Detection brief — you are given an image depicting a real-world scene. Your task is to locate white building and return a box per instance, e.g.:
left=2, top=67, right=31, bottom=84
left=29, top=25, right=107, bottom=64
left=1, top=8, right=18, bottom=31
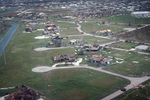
left=131, top=11, right=150, bottom=18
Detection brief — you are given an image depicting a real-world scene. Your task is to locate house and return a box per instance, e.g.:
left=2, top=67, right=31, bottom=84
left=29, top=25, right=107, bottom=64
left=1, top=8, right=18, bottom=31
left=89, top=55, right=110, bottom=65
left=81, top=44, right=103, bottom=51
left=96, top=29, right=112, bottom=35
left=53, top=54, right=76, bottom=62
left=45, top=27, right=55, bottom=31
left=69, top=39, right=85, bottom=45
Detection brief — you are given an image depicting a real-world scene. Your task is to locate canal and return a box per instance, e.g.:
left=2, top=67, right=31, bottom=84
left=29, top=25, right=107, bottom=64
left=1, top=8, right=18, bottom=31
left=0, top=23, right=19, bottom=56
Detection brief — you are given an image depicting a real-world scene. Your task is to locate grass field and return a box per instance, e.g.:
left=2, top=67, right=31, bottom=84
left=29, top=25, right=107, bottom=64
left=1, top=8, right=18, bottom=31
left=0, top=20, right=130, bottom=100
left=110, top=42, right=139, bottom=49
left=40, top=68, right=129, bottom=100
left=62, top=35, right=112, bottom=46
left=80, top=22, right=135, bottom=34
left=102, top=48, right=150, bottom=76
left=102, top=15, right=150, bottom=24
left=0, top=68, right=129, bottom=100
left=54, top=22, right=81, bottom=35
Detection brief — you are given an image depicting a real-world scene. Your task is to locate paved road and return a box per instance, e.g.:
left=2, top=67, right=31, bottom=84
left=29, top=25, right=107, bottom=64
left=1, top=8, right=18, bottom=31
left=0, top=23, right=19, bottom=56
left=32, top=65, right=150, bottom=100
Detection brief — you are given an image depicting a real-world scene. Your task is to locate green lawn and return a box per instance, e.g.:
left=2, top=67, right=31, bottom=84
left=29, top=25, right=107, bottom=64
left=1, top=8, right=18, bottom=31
left=80, top=22, right=135, bottom=34
left=54, top=22, right=80, bottom=35
left=0, top=21, right=130, bottom=100
left=102, top=15, right=150, bottom=24
left=41, top=68, right=129, bottom=100
left=102, top=48, right=150, bottom=76
left=62, top=36, right=112, bottom=46
left=110, top=42, right=139, bottom=49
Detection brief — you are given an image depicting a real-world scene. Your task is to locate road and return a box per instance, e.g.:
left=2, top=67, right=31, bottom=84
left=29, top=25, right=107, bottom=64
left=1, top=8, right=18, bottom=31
left=32, top=65, right=150, bottom=100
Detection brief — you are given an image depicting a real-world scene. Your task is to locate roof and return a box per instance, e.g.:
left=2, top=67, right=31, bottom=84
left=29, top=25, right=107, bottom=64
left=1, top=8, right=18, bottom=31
left=90, top=55, right=108, bottom=62
left=53, top=54, right=75, bottom=61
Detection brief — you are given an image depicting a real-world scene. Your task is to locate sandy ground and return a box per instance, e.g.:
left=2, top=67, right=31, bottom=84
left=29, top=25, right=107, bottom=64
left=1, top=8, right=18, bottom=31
left=32, top=66, right=54, bottom=72
left=34, top=35, right=50, bottom=39
left=32, top=58, right=83, bottom=72
left=123, top=28, right=136, bottom=31
left=34, top=47, right=73, bottom=51
left=34, top=47, right=51, bottom=51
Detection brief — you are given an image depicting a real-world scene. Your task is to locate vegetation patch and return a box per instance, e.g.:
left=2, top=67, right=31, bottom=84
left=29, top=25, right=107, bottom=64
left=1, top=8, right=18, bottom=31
left=103, top=15, right=150, bottom=24
left=0, top=23, right=11, bottom=40
left=43, top=68, right=129, bottom=100
left=110, top=42, right=138, bottom=49
left=102, top=48, right=150, bottom=76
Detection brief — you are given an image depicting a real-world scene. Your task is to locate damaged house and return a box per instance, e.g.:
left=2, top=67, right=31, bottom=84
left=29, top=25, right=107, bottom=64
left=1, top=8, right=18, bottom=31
left=53, top=54, right=76, bottom=62
left=89, top=54, right=111, bottom=65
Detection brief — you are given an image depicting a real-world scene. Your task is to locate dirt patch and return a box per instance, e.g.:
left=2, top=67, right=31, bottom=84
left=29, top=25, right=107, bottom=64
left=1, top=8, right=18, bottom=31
left=32, top=66, right=53, bottom=73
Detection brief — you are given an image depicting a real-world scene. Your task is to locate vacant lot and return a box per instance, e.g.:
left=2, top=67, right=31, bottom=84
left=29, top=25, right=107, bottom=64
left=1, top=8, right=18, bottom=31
left=80, top=22, right=135, bottom=34
left=102, top=15, right=150, bottom=24
left=42, top=68, right=129, bottom=100
left=110, top=42, right=138, bottom=49
left=54, top=22, right=81, bottom=35
left=102, top=48, right=150, bottom=76
left=62, top=35, right=112, bottom=46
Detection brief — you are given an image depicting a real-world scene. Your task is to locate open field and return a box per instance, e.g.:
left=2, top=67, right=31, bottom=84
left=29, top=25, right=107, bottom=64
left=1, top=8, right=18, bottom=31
left=102, top=48, right=150, bottom=76
left=109, top=42, right=139, bottom=49
left=0, top=20, right=130, bottom=100
left=37, top=68, right=129, bottom=100
left=62, top=35, right=112, bottom=46
left=113, top=79, right=150, bottom=100
left=0, top=68, right=129, bottom=100
left=54, top=22, right=81, bottom=35
left=102, top=15, right=150, bottom=24
left=80, top=22, right=136, bottom=34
